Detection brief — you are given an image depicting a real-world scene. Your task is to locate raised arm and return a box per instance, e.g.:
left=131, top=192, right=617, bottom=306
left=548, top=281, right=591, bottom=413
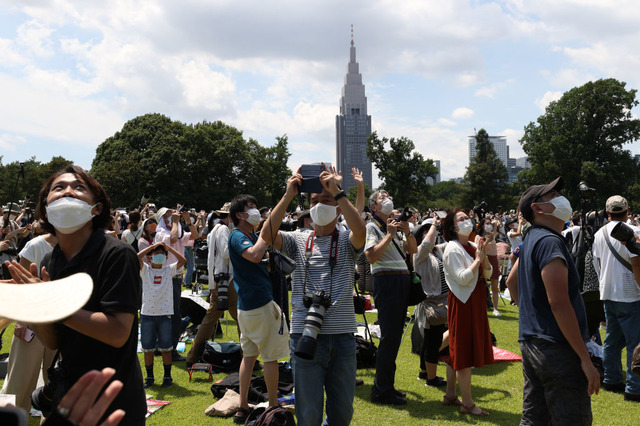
left=260, top=173, right=302, bottom=251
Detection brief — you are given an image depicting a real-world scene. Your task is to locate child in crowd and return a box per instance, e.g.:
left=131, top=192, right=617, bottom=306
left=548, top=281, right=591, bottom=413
left=137, top=241, right=186, bottom=388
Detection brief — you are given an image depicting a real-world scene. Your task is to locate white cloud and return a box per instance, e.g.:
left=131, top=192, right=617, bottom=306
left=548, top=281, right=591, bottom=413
left=452, top=107, right=474, bottom=120
left=16, top=19, right=54, bottom=58
left=0, top=133, right=27, bottom=153
left=474, top=79, right=516, bottom=98
left=176, top=60, right=235, bottom=112
left=535, top=91, right=563, bottom=112
left=438, top=118, right=456, bottom=127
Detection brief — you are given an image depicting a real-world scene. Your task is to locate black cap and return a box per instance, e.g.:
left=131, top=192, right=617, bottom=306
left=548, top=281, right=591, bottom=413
left=518, top=177, right=564, bottom=222
left=297, top=210, right=311, bottom=228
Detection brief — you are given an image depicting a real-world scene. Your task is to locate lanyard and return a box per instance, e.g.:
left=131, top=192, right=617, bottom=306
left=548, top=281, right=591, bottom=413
left=303, top=229, right=339, bottom=300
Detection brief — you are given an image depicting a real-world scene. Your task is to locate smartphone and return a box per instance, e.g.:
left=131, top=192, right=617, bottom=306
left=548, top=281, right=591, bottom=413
left=24, top=328, right=35, bottom=343
left=298, top=164, right=325, bottom=194
left=436, top=211, right=447, bottom=219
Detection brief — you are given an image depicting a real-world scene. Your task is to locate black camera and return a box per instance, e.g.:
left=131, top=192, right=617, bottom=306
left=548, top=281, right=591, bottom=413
left=611, top=222, right=640, bottom=256
left=31, top=361, right=67, bottom=417
left=473, top=201, right=488, bottom=220
left=398, top=207, right=412, bottom=222
left=295, top=290, right=331, bottom=360
left=0, top=247, right=18, bottom=257
left=214, top=272, right=231, bottom=310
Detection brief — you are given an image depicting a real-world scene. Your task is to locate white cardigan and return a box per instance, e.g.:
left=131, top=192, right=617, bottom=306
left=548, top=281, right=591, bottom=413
left=443, top=239, right=492, bottom=304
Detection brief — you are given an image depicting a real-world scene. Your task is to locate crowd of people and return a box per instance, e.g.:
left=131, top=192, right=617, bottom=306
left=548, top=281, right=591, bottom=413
left=1, top=164, right=640, bottom=425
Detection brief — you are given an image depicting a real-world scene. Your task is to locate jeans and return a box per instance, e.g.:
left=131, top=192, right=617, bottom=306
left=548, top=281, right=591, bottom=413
left=520, top=338, right=592, bottom=425
left=371, top=273, right=410, bottom=395
left=140, top=315, right=173, bottom=351
left=290, top=333, right=356, bottom=426
left=602, top=300, right=640, bottom=395
left=184, top=246, right=194, bottom=285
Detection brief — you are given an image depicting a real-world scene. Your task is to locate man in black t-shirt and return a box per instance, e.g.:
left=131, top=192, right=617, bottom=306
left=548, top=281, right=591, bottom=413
left=516, top=177, right=600, bottom=425
left=22, top=165, right=146, bottom=424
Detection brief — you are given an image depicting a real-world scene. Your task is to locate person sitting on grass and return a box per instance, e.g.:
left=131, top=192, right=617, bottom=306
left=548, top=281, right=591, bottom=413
left=137, top=241, right=186, bottom=388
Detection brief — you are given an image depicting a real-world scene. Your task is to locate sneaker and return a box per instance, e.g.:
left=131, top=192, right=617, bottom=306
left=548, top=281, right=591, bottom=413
left=426, top=376, right=447, bottom=387
left=602, top=382, right=626, bottom=393
left=624, top=392, right=640, bottom=402
left=418, top=371, right=429, bottom=380
left=493, top=309, right=501, bottom=317
left=144, top=377, right=155, bottom=388
left=371, top=390, right=407, bottom=406
left=161, top=377, right=173, bottom=388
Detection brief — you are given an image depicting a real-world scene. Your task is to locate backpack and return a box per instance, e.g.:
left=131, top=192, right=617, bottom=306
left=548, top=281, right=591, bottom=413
left=245, top=406, right=296, bottom=426
left=202, top=341, right=242, bottom=372
left=355, top=335, right=377, bottom=369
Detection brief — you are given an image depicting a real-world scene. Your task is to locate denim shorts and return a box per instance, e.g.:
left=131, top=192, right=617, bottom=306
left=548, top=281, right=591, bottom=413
left=140, top=314, right=173, bottom=352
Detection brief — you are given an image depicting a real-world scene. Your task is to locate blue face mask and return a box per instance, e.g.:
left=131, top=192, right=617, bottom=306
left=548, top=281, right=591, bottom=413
left=151, top=253, right=166, bottom=264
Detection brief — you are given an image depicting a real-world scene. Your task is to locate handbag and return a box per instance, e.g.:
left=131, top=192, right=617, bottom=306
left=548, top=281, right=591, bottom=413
left=422, top=293, right=448, bottom=326
left=266, top=249, right=296, bottom=275
left=407, top=271, right=426, bottom=306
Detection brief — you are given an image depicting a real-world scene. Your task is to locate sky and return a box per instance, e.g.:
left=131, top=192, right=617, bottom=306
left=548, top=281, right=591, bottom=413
left=2, top=0, right=640, bottom=186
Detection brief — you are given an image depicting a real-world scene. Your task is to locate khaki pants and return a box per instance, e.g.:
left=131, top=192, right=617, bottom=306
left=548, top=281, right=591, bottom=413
left=0, top=332, right=56, bottom=412
left=186, top=281, right=239, bottom=364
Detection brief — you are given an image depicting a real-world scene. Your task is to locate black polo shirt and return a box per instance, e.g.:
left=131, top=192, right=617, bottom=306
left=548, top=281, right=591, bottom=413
left=45, top=229, right=146, bottom=423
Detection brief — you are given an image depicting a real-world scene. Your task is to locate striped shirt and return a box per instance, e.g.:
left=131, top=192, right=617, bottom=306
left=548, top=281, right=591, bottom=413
left=281, top=229, right=360, bottom=335
left=364, top=221, right=408, bottom=274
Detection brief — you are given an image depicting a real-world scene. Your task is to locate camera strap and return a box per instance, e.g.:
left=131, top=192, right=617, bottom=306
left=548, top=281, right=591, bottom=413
left=603, top=229, right=633, bottom=272
left=303, top=228, right=339, bottom=300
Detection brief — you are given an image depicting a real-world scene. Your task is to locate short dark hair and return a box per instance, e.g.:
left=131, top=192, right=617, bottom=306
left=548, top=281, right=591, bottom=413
left=150, top=245, right=168, bottom=255
left=230, top=194, right=257, bottom=226
left=442, top=208, right=466, bottom=242
left=610, top=211, right=626, bottom=221
left=36, top=165, right=112, bottom=235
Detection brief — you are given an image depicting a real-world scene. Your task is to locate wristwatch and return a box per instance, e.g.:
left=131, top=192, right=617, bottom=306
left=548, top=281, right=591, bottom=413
left=334, top=191, right=347, bottom=201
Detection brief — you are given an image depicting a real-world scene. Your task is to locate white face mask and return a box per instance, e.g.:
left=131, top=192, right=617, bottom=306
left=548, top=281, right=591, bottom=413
left=46, top=197, right=97, bottom=234
left=310, top=203, right=338, bottom=227
left=541, top=196, right=573, bottom=222
left=484, top=224, right=494, bottom=233
left=380, top=198, right=394, bottom=215
left=457, top=219, right=474, bottom=236
left=244, top=208, right=262, bottom=226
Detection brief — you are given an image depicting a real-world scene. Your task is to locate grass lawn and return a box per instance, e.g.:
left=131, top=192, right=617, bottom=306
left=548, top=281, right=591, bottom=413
left=2, top=293, right=637, bottom=425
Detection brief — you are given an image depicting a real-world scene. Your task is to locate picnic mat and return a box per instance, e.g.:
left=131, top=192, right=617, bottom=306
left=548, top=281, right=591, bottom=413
left=146, top=395, right=171, bottom=418
left=439, top=346, right=521, bottom=364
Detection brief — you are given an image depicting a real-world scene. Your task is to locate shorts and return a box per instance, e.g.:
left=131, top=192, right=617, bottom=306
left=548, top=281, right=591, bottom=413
left=237, top=301, right=289, bottom=362
left=140, top=314, right=173, bottom=352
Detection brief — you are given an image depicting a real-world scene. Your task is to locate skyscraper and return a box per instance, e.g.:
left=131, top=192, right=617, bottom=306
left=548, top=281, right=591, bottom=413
left=336, top=27, right=372, bottom=192
left=468, top=135, right=509, bottom=167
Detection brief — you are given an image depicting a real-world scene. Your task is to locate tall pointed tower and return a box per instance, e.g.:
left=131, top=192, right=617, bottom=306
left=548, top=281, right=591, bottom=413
left=336, top=26, right=372, bottom=192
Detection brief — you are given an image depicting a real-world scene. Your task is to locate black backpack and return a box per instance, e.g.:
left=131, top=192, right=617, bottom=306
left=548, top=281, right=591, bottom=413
left=245, top=406, right=296, bottom=426
left=202, top=341, right=242, bottom=372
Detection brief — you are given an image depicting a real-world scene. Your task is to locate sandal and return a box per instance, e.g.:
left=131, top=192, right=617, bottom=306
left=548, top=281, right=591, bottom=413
left=442, top=394, right=462, bottom=406
left=233, top=407, right=252, bottom=424
left=460, top=402, right=489, bottom=416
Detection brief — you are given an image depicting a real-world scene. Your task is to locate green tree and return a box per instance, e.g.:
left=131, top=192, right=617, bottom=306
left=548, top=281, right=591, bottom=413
left=427, top=180, right=465, bottom=210
left=0, top=156, right=73, bottom=209
left=462, top=128, right=508, bottom=210
left=91, top=114, right=292, bottom=211
left=520, top=78, right=640, bottom=208
left=366, top=132, right=438, bottom=208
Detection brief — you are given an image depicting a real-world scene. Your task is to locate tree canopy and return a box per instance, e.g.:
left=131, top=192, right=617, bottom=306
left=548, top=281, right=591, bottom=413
left=366, top=131, right=438, bottom=209
left=91, top=113, right=292, bottom=210
left=520, top=78, right=640, bottom=209
left=0, top=156, right=73, bottom=209
left=462, top=128, right=509, bottom=210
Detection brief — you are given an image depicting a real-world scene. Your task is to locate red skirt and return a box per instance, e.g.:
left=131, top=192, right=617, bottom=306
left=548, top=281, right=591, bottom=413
left=447, top=277, right=495, bottom=370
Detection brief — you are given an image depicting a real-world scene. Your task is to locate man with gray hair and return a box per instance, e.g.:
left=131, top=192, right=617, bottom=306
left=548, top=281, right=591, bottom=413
left=365, top=189, right=417, bottom=405
left=592, top=195, right=640, bottom=402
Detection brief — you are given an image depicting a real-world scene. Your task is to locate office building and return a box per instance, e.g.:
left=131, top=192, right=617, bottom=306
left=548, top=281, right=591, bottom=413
left=336, top=29, right=372, bottom=192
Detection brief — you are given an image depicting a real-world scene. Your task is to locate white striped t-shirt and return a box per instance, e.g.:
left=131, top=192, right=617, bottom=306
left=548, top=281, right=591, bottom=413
left=364, top=221, right=408, bottom=274
left=281, top=229, right=360, bottom=335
